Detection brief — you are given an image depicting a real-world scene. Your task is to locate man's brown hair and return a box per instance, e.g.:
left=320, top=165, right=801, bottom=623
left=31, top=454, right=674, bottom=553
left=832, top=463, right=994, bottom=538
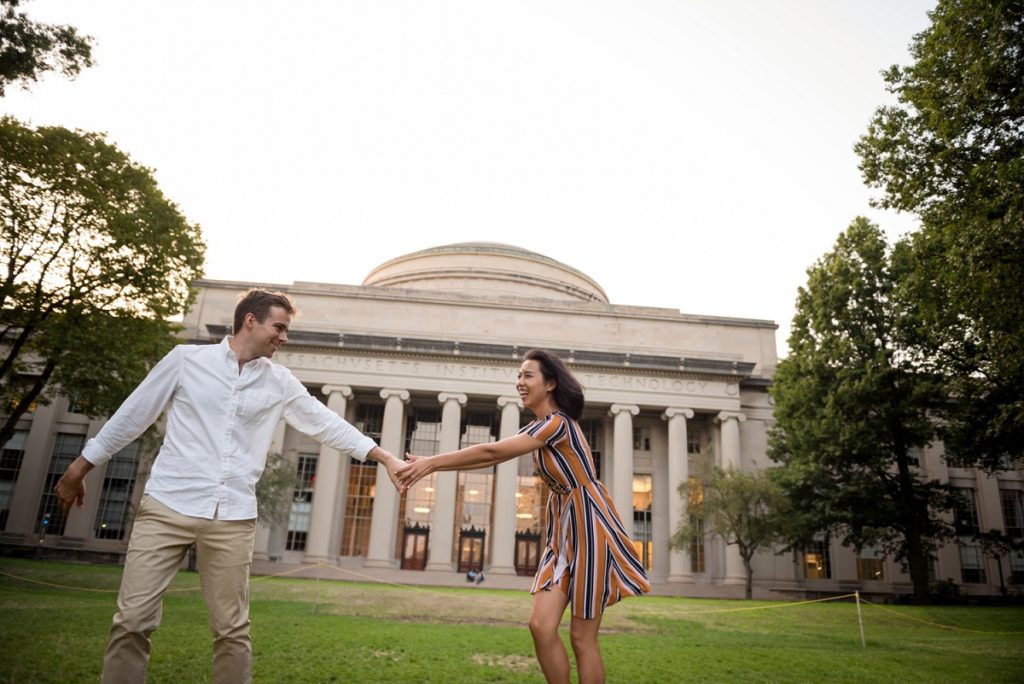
left=233, top=289, right=295, bottom=334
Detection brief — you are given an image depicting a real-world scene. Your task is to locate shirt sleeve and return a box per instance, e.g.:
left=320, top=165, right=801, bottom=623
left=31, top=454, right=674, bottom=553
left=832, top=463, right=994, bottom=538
left=81, top=345, right=183, bottom=467
left=523, top=414, right=567, bottom=447
left=281, top=375, right=377, bottom=460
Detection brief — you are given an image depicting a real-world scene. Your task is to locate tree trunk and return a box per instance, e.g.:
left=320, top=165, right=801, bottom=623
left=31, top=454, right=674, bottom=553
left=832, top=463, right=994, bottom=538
left=743, top=555, right=754, bottom=600
left=0, top=358, right=55, bottom=448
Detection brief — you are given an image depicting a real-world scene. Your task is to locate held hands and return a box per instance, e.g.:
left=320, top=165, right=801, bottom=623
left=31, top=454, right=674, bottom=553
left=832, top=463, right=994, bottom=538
left=395, top=454, right=432, bottom=491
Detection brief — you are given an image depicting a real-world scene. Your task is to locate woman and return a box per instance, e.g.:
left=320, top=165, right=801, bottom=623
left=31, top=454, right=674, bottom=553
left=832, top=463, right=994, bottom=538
left=396, top=349, right=650, bottom=684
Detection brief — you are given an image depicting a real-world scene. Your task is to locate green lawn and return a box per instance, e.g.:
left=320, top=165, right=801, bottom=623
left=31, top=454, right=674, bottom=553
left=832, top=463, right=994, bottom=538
left=2, top=557, right=1022, bottom=683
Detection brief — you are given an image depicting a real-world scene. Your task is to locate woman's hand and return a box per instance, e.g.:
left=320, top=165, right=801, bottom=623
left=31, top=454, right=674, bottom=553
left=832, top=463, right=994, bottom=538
left=396, top=453, right=434, bottom=491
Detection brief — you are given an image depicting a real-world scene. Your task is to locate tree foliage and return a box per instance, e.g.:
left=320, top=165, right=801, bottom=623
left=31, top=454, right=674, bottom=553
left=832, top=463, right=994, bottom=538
left=855, top=0, right=1024, bottom=469
left=769, top=218, right=960, bottom=603
left=255, top=452, right=301, bottom=526
left=0, top=116, right=205, bottom=447
left=670, top=462, right=789, bottom=600
left=0, top=0, right=93, bottom=96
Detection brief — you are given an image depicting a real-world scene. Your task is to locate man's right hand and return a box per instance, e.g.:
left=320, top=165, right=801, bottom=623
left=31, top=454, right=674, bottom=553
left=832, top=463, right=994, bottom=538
left=55, top=456, right=94, bottom=515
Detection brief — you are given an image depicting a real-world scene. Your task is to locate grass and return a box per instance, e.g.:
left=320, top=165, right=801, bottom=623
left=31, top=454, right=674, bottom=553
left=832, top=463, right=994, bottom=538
left=2, top=557, right=1023, bottom=683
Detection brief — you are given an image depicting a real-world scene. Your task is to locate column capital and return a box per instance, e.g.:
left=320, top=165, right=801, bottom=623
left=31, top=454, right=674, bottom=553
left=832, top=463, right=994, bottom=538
left=497, top=395, right=523, bottom=409
left=438, top=392, right=468, bottom=406
left=608, top=403, right=639, bottom=417
left=662, top=407, right=694, bottom=421
left=379, top=388, right=410, bottom=403
left=716, top=411, right=746, bottom=424
left=321, top=384, right=353, bottom=399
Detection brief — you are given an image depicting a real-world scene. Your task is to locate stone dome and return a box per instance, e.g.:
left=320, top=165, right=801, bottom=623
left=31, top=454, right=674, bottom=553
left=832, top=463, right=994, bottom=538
left=362, top=242, right=608, bottom=303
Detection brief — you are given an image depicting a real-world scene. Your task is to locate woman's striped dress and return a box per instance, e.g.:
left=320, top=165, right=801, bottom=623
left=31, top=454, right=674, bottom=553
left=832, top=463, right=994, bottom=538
left=520, top=411, right=650, bottom=619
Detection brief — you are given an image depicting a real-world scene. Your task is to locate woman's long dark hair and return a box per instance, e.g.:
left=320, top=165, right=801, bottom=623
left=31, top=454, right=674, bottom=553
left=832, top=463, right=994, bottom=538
left=523, top=349, right=585, bottom=420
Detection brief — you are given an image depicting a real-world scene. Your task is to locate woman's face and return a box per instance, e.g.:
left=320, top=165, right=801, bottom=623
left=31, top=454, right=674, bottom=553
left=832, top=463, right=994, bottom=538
left=516, top=359, right=555, bottom=412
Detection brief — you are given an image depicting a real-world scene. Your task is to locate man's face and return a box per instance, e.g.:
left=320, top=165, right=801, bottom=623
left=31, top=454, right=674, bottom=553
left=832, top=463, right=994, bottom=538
left=247, top=305, right=291, bottom=358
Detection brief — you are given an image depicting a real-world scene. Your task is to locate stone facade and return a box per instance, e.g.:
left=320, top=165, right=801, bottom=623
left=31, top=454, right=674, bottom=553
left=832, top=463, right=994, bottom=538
left=2, top=243, right=1021, bottom=598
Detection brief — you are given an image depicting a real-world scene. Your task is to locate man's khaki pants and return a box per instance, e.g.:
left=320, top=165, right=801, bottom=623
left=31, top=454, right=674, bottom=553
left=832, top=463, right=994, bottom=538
left=101, top=495, right=257, bottom=684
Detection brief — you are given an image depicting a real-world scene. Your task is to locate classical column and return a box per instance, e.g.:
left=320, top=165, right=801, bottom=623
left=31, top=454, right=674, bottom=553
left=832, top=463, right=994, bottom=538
left=61, top=417, right=108, bottom=544
left=609, top=404, right=639, bottom=526
left=426, top=392, right=467, bottom=571
left=662, top=407, right=694, bottom=583
left=265, top=418, right=290, bottom=561
left=716, top=411, right=747, bottom=585
left=488, top=396, right=523, bottom=575
left=365, top=389, right=410, bottom=567
left=6, top=402, right=59, bottom=539
left=304, top=385, right=353, bottom=563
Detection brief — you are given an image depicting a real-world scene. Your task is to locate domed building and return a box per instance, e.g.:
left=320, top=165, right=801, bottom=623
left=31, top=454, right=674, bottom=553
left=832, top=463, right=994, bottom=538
left=4, top=243, right=1008, bottom=599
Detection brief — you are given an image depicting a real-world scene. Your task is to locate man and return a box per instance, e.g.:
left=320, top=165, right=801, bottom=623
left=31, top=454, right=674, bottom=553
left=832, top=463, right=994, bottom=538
left=55, top=289, right=403, bottom=684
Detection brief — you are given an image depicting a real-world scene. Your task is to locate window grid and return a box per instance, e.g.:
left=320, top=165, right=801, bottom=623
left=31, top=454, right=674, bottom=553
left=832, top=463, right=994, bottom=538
left=340, top=404, right=383, bottom=556
left=954, top=487, right=981, bottom=536
left=93, top=441, right=141, bottom=540
left=36, top=433, right=86, bottom=536
left=455, top=411, right=496, bottom=564
left=857, top=546, right=885, bottom=581
left=397, top=407, right=441, bottom=559
left=0, top=430, right=28, bottom=530
left=286, top=453, right=318, bottom=551
left=689, top=477, right=705, bottom=573
left=804, top=538, right=832, bottom=580
left=581, top=418, right=602, bottom=480
left=633, top=474, right=653, bottom=570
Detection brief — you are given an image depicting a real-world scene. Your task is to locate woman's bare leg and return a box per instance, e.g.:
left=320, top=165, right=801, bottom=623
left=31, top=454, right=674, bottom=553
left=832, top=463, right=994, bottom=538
left=528, top=589, right=570, bottom=683
left=569, top=614, right=605, bottom=684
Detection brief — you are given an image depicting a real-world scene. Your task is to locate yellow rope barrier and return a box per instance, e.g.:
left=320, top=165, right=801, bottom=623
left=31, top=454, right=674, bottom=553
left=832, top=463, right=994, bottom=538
left=626, top=592, right=859, bottom=617
left=4, top=563, right=1022, bottom=637
left=860, top=598, right=1024, bottom=635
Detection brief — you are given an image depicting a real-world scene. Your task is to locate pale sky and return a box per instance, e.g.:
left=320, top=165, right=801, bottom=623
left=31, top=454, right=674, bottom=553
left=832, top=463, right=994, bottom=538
left=4, top=0, right=937, bottom=356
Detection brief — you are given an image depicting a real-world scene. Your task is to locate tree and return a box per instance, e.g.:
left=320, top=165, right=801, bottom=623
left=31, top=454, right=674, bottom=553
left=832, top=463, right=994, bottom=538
left=254, top=452, right=301, bottom=527
left=768, top=218, right=961, bottom=603
left=670, top=463, right=789, bottom=600
left=0, top=0, right=94, bottom=96
left=855, top=0, right=1024, bottom=470
left=0, top=116, right=205, bottom=448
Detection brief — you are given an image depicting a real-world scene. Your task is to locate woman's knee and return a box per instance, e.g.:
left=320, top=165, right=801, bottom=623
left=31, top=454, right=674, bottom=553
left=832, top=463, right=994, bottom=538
left=528, top=614, right=559, bottom=642
left=569, top=621, right=600, bottom=653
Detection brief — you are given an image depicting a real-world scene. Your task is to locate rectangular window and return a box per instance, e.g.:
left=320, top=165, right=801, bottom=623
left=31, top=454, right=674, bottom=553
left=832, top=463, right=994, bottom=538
left=953, top=487, right=981, bottom=537
left=688, top=477, right=705, bottom=573
left=341, top=405, right=383, bottom=557
left=687, top=430, right=702, bottom=455
left=286, top=453, right=318, bottom=551
left=857, top=546, right=885, bottom=581
left=581, top=418, right=602, bottom=480
left=36, top=433, right=86, bottom=537
left=0, top=430, right=28, bottom=530
left=398, top=407, right=441, bottom=560
left=633, top=474, right=653, bottom=570
left=958, top=542, right=987, bottom=584
left=93, top=441, right=141, bottom=540
left=1000, top=490, right=1024, bottom=584
left=804, top=538, right=831, bottom=580
left=455, top=411, right=496, bottom=564
left=1000, top=489, right=1023, bottom=538
left=632, top=427, right=651, bottom=451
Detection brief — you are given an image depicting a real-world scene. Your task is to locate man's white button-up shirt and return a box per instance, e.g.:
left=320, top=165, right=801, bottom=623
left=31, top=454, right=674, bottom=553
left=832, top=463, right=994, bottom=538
left=81, top=337, right=377, bottom=520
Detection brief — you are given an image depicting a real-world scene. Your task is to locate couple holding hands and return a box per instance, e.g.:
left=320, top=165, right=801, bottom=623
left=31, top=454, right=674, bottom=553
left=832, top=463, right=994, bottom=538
left=56, top=289, right=648, bottom=684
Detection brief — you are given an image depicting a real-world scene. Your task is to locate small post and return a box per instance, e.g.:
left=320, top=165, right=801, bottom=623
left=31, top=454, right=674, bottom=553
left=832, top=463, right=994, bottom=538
left=312, top=563, right=322, bottom=615
left=855, top=591, right=866, bottom=648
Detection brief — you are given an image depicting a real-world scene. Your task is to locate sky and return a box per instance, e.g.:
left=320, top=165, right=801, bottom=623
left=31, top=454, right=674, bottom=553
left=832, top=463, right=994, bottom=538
left=4, top=0, right=938, bottom=356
